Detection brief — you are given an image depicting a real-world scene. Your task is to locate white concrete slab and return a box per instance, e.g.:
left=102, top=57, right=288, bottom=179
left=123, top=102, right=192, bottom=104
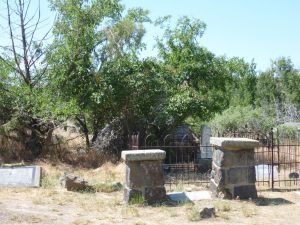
left=168, top=191, right=211, bottom=202
left=295, top=191, right=300, bottom=196
left=255, top=164, right=278, bottom=181
left=0, top=166, right=41, bottom=187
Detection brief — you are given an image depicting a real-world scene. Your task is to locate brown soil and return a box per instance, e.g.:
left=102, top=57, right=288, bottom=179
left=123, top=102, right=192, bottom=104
left=1, top=162, right=300, bottom=225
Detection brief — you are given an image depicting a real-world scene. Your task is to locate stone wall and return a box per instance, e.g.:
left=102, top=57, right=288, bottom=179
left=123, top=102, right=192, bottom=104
left=210, top=137, right=259, bottom=199
left=121, top=149, right=167, bottom=204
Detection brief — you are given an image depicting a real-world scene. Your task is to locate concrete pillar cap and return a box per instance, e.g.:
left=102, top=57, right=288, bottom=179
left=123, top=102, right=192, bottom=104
left=210, top=137, right=259, bottom=150
left=121, top=149, right=166, bottom=161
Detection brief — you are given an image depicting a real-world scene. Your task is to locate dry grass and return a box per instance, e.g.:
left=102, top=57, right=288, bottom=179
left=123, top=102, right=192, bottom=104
left=186, top=206, right=201, bottom=221
left=37, top=160, right=125, bottom=186
left=10, top=214, right=46, bottom=224
left=214, top=200, right=231, bottom=212
left=241, top=203, right=257, bottom=217
left=0, top=126, right=118, bottom=169
left=1, top=162, right=300, bottom=225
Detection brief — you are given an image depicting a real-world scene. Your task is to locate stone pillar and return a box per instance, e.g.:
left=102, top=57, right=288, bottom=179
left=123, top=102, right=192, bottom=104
left=121, top=149, right=167, bottom=204
left=210, top=137, right=259, bottom=199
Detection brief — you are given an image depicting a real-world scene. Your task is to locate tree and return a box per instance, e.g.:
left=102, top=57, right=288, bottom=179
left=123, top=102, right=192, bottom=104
left=0, top=61, right=14, bottom=124
left=156, top=16, right=231, bottom=130
left=47, top=0, right=152, bottom=148
left=227, top=58, right=257, bottom=107
left=274, top=57, right=300, bottom=105
left=0, top=0, right=52, bottom=116
left=0, top=0, right=56, bottom=158
left=256, top=57, right=300, bottom=123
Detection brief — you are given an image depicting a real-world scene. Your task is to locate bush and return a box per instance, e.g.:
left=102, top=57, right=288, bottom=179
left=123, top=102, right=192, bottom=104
left=209, top=106, right=274, bottom=135
left=275, top=124, right=299, bottom=143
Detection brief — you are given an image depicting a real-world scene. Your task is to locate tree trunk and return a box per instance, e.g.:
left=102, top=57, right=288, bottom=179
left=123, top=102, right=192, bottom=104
left=75, top=115, right=90, bottom=150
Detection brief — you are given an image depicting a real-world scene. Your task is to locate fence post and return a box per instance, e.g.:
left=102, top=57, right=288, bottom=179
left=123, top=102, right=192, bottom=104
left=210, top=137, right=259, bottom=199
left=121, top=149, right=167, bottom=204
left=270, top=128, right=274, bottom=191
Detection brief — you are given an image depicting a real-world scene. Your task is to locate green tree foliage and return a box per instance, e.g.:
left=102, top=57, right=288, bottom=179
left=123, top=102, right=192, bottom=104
left=256, top=57, right=300, bottom=106
left=93, top=57, right=166, bottom=135
left=1, top=0, right=299, bottom=153
left=274, top=57, right=300, bottom=105
left=156, top=17, right=231, bottom=129
left=256, top=57, right=300, bottom=122
left=227, top=58, right=257, bottom=107
left=47, top=0, right=153, bottom=146
left=0, top=61, right=14, bottom=124
left=0, top=0, right=56, bottom=156
left=47, top=0, right=122, bottom=108
left=210, top=105, right=274, bottom=135
left=0, top=0, right=51, bottom=116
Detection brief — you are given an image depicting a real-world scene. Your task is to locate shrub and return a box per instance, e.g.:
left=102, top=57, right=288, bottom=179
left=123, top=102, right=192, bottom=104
left=209, top=106, right=274, bottom=135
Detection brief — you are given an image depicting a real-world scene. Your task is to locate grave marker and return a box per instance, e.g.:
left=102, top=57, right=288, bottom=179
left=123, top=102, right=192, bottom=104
left=0, top=166, right=41, bottom=187
left=200, top=126, right=212, bottom=158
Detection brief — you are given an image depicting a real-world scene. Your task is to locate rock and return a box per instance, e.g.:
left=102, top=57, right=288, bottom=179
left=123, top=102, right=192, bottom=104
left=111, top=181, right=123, bottom=191
left=59, top=172, right=93, bottom=192
left=289, top=172, right=299, bottom=179
left=199, top=206, right=215, bottom=219
left=91, top=119, right=125, bottom=154
left=67, top=126, right=79, bottom=133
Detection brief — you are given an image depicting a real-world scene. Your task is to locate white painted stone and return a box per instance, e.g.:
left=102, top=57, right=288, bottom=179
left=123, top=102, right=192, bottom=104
left=168, top=191, right=211, bottom=202
left=295, top=191, right=300, bottom=196
left=200, top=126, right=212, bottom=158
left=121, top=149, right=166, bottom=161
left=210, top=137, right=259, bottom=150
left=0, top=166, right=41, bottom=187
left=255, top=164, right=278, bottom=181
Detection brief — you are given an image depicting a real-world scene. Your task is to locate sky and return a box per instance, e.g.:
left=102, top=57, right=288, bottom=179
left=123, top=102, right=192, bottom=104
left=122, top=0, right=300, bottom=71
left=1, top=0, right=300, bottom=71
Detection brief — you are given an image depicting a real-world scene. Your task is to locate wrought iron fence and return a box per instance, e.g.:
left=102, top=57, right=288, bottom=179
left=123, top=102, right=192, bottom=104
left=129, top=129, right=300, bottom=190
left=222, top=130, right=300, bottom=190
left=129, top=133, right=212, bottom=189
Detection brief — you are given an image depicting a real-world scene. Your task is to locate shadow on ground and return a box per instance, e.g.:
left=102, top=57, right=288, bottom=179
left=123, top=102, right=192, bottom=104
left=254, top=197, right=293, bottom=206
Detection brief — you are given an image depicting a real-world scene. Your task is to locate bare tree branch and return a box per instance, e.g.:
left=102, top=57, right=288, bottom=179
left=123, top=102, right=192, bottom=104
left=26, top=0, right=40, bottom=56
left=18, top=0, right=32, bottom=85
left=2, top=0, right=52, bottom=91
left=24, top=0, right=33, bottom=20
left=29, top=27, right=52, bottom=66
left=6, top=0, right=26, bottom=82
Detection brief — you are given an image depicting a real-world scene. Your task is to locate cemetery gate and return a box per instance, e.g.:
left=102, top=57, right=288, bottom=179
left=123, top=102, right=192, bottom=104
left=224, top=130, right=300, bottom=190
left=129, top=132, right=213, bottom=189
left=129, top=129, right=300, bottom=190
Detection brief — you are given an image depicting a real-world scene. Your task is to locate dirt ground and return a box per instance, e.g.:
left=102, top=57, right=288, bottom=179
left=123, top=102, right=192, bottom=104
left=1, top=162, right=300, bottom=225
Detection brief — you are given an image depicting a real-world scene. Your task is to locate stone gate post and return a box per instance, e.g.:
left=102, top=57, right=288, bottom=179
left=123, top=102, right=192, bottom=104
left=121, top=149, right=167, bottom=204
left=210, top=137, right=259, bottom=199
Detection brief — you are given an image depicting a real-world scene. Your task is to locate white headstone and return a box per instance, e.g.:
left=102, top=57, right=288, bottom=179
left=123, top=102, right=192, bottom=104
left=0, top=166, right=41, bottom=187
left=200, top=126, right=212, bottom=158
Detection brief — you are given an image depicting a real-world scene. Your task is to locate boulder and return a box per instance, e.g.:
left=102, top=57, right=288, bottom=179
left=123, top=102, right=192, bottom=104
left=91, top=121, right=125, bottom=155
left=59, top=172, right=93, bottom=191
left=199, top=206, right=215, bottom=219
left=111, top=181, right=123, bottom=191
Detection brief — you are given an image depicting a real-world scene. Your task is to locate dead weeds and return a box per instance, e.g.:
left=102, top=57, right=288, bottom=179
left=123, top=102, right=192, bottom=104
left=1, top=162, right=300, bottom=225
